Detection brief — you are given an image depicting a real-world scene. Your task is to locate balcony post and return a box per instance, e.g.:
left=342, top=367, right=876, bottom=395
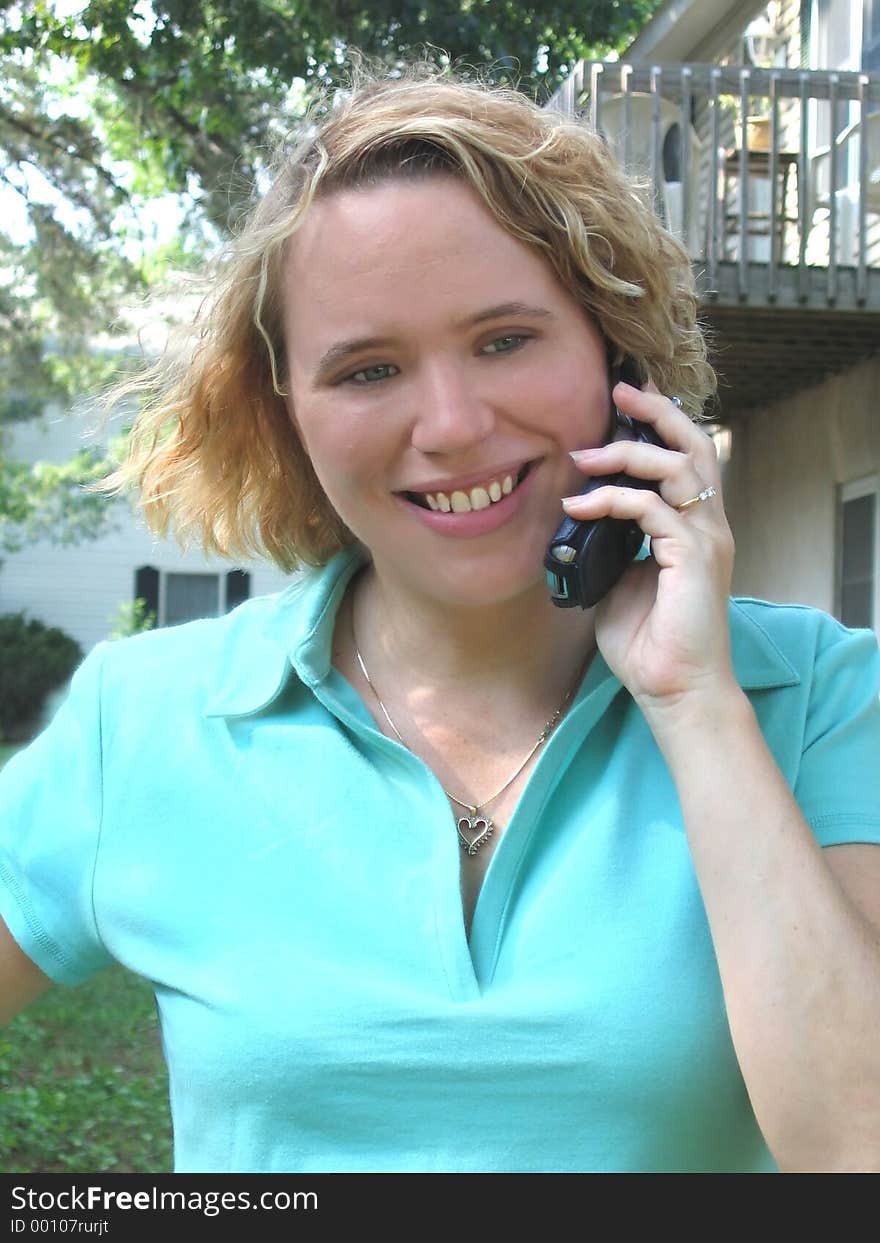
left=681, top=66, right=693, bottom=252
left=622, top=63, right=633, bottom=170
left=857, top=73, right=868, bottom=306
left=828, top=72, right=840, bottom=304
left=590, top=60, right=604, bottom=130
left=798, top=73, right=810, bottom=303
left=738, top=67, right=751, bottom=300
left=650, top=66, right=662, bottom=217
left=709, top=66, right=722, bottom=290
left=768, top=73, right=780, bottom=301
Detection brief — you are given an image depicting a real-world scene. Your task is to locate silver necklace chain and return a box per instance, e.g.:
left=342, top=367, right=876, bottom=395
left=352, top=622, right=591, bottom=856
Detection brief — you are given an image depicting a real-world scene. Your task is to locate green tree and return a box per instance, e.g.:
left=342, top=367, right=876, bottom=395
left=1, top=0, right=663, bottom=551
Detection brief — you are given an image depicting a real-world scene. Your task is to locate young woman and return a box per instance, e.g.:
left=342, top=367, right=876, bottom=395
left=2, top=66, right=879, bottom=1173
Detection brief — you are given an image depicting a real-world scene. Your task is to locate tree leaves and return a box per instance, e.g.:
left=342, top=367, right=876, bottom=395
left=0, top=445, right=122, bottom=553
left=1, top=0, right=664, bottom=547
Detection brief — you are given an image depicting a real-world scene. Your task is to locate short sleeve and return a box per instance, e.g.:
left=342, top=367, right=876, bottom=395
left=0, top=643, right=115, bottom=984
left=794, top=619, right=880, bottom=847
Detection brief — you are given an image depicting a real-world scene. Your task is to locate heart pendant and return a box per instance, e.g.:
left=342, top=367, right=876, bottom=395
left=456, top=812, right=494, bottom=856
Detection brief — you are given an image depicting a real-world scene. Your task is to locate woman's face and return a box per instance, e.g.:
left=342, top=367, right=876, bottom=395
left=281, top=175, right=612, bottom=608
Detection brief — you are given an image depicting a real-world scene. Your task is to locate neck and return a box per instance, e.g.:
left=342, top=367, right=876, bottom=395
left=350, top=557, right=596, bottom=711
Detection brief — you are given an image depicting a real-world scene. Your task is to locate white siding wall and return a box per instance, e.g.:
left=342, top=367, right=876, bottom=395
left=1, top=405, right=293, bottom=654
left=0, top=518, right=293, bottom=654
left=725, top=352, right=880, bottom=615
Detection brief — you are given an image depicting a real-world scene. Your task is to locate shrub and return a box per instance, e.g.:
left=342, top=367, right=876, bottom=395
left=0, top=614, right=82, bottom=742
left=108, top=597, right=156, bottom=640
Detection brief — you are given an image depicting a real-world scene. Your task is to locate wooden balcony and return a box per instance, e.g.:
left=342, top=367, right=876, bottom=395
left=548, top=63, right=880, bottom=415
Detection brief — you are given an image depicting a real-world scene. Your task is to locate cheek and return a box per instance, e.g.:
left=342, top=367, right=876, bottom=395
left=290, top=401, right=391, bottom=522
left=530, top=367, right=610, bottom=448
left=305, top=437, right=365, bottom=504
left=290, top=397, right=363, bottom=476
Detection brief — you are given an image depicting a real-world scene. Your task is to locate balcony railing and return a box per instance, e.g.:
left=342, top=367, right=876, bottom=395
left=547, top=63, right=880, bottom=311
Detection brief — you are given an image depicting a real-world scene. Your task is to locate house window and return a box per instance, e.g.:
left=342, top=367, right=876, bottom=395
left=133, top=567, right=251, bottom=627
left=838, top=477, right=879, bottom=631
left=164, top=573, right=220, bottom=626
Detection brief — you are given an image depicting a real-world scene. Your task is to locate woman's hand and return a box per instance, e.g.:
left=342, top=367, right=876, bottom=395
left=562, top=381, right=737, bottom=714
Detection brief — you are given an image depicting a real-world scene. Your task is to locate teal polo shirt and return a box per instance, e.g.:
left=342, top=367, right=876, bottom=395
left=2, top=546, right=880, bottom=1173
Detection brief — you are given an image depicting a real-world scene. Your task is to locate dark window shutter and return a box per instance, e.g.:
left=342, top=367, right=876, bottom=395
left=225, top=569, right=251, bottom=611
left=134, top=565, right=160, bottom=618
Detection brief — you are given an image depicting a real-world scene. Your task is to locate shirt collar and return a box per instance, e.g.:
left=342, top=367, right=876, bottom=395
left=204, top=549, right=800, bottom=719
left=203, top=544, right=368, bottom=719
left=728, top=597, right=801, bottom=690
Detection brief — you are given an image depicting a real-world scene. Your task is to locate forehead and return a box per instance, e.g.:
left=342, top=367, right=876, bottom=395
left=281, top=176, right=569, bottom=336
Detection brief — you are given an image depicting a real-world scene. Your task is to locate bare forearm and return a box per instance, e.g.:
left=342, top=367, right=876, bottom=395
left=0, top=917, right=53, bottom=1027
left=640, top=682, right=880, bottom=1172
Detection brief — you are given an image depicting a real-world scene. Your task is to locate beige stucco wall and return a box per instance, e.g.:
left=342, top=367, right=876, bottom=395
left=724, top=353, right=880, bottom=612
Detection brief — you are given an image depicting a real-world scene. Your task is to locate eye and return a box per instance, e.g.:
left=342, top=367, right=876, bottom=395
left=481, top=334, right=531, bottom=355
left=345, top=363, right=398, bottom=385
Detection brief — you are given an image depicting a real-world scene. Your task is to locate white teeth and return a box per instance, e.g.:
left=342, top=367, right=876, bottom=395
left=470, top=486, right=491, bottom=510
left=419, top=469, right=525, bottom=513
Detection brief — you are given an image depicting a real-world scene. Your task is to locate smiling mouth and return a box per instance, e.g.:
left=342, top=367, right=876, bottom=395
left=402, top=463, right=534, bottom=513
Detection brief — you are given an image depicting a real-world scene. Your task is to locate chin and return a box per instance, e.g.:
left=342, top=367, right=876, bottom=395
left=419, top=550, right=551, bottom=611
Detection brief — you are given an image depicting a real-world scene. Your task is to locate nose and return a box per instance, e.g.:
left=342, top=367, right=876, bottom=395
left=409, top=359, right=496, bottom=457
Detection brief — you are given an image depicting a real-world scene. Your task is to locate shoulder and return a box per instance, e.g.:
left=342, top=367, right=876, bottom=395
left=727, top=600, right=880, bottom=820
left=730, top=595, right=858, bottom=645
left=729, top=602, right=880, bottom=843
left=80, top=580, right=310, bottom=716
left=728, top=596, right=879, bottom=693
left=63, top=555, right=357, bottom=730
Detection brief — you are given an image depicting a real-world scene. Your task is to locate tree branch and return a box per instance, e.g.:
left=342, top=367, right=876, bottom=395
left=0, top=105, right=130, bottom=200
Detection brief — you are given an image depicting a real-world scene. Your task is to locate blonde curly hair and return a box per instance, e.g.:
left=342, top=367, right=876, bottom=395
left=100, top=60, right=716, bottom=573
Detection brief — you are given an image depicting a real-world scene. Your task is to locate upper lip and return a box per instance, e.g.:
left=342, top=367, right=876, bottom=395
left=397, top=459, right=536, bottom=496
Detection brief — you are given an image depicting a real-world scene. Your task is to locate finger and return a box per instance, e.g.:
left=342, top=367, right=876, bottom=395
left=612, top=381, right=718, bottom=471
left=569, top=441, right=718, bottom=505
left=560, top=483, right=721, bottom=542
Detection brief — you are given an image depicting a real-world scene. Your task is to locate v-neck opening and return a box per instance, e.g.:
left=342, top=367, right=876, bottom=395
left=314, top=643, right=625, bottom=1000
left=296, top=560, right=625, bottom=1001
left=462, top=652, right=623, bottom=993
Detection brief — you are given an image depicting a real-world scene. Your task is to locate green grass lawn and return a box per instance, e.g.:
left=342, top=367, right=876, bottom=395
left=0, top=965, right=173, bottom=1173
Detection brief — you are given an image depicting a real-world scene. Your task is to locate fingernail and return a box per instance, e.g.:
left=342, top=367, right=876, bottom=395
left=569, top=448, right=602, bottom=461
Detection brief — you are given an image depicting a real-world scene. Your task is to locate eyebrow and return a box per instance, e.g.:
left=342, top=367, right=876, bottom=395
left=312, top=301, right=557, bottom=380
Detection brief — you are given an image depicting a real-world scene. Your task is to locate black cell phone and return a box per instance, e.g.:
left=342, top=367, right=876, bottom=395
left=544, top=357, right=666, bottom=609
